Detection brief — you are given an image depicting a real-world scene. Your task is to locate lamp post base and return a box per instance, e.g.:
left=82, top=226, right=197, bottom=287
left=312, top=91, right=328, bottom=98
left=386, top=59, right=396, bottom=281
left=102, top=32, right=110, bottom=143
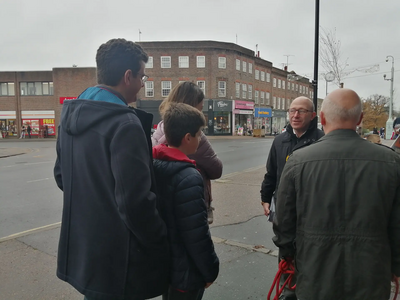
left=386, top=119, right=394, bottom=140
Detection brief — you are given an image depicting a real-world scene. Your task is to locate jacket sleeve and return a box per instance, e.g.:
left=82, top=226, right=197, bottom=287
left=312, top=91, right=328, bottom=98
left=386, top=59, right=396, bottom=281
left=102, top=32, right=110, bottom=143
left=272, top=155, right=297, bottom=258
left=188, top=133, right=223, bottom=180
left=389, top=163, right=400, bottom=276
left=175, top=171, right=219, bottom=283
left=151, top=121, right=167, bottom=147
left=111, top=121, right=167, bottom=250
left=53, top=127, right=63, bottom=191
left=260, top=139, right=278, bottom=204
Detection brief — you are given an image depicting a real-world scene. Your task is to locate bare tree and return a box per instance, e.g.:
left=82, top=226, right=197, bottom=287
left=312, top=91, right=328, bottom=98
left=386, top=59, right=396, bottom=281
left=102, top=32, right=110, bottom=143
left=319, top=27, right=348, bottom=87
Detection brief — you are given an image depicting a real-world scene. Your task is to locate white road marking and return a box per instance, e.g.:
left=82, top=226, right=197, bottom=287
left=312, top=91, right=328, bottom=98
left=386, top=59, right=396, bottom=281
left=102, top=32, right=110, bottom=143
left=27, top=178, right=50, bottom=183
left=0, top=222, right=61, bottom=243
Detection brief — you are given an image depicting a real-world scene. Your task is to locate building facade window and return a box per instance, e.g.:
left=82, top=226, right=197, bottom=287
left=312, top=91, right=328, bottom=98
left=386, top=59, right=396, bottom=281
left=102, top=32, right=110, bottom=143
left=218, top=57, right=226, bottom=69
left=273, top=78, right=276, bottom=88
left=242, top=84, right=247, bottom=99
left=266, top=72, right=271, bottom=82
left=261, top=91, right=265, bottom=104
left=236, top=59, right=240, bottom=71
left=255, top=90, right=259, bottom=104
left=278, top=79, right=281, bottom=89
left=0, top=82, right=15, bottom=96
left=273, top=96, right=276, bottom=108
left=248, top=84, right=252, bottom=100
left=292, top=83, right=295, bottom=91
left=161, top=56, right=171, bottom=68
left=242, top=61, right=247, bottom=72
left=266, top=92, right=270, bottom=105
left=146, top=56, right=153, bottom=68
left=296, top=84, right=298, bottom=92
left=179, top=56, right=189, bottom=68
left=286, top=98, right=290, bottom=108
left=249, top=63, right=252, bottom=74
left=218, top=81, right=226, bottom=97
left=235, top=82, right=240, bottom=98
left=161, top=81, right=171, bottom=97
left=255, top=69, right=259, bottom=80
left=20, top=82, right=53, bottom=96
left=197, top=81, right=205, bottom=96
left=145, top=81, right=154, bottom=97
left=197, top=56, right=205, bottom=68
left=282, top=80, right=285, bottom=89
left=261, top=71, right=265, bottom=82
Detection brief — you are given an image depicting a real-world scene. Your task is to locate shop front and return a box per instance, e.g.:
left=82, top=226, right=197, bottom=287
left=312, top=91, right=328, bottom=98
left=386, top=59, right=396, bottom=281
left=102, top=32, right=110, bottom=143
left=254, top=107, right=272, bottom=135
left=202, top=99, right=233, bottom=136
left=21, top=110, right=56, bottom=137
left=0, top=111, right=17, bottom=138
left=233, top=100, right=254, bottom=136
left=271, top=110, right=288, bottom=134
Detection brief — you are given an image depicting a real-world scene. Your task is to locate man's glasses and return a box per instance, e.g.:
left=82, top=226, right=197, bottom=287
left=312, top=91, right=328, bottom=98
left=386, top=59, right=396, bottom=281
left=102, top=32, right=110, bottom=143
left=140, top=74, right=149, bottom=83
left=287, top=108, right=311, bottom=115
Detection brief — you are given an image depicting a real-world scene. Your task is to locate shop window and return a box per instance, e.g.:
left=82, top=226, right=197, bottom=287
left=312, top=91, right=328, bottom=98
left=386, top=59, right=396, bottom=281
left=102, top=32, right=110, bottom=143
left=218, top=81, right=226, bottom=97
left=145, top=81, right=154, bottom=97
left=20, top=82, right=53, bottom=96
left=146, top=56, right=153, bottom=68
left=0, top=82, right=15, bottom=96
left=161, top=81, right=171, bottom=97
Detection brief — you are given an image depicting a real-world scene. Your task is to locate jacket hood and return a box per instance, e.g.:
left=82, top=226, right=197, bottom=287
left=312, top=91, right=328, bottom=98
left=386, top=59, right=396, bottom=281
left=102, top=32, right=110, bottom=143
left=60, top=99, right=133, bottom=135
left=153, top=144, right=196, bottom=165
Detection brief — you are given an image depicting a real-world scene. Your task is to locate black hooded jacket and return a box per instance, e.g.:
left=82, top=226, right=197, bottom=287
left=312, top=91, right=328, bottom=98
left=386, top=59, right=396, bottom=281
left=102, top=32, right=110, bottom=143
left=54, top=98, right=169, bottom=300
left=261, top=118, right=324, bottom=205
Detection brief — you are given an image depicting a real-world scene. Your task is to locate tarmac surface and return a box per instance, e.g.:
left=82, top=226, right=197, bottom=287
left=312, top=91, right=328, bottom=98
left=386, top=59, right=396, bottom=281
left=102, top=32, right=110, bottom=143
left=0, top=136, right=397, bottom=299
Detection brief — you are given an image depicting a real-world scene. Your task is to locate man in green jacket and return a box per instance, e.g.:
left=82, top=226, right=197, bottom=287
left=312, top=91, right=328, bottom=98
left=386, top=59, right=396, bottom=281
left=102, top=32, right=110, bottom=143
left=273, top=88, right=400, bottom=300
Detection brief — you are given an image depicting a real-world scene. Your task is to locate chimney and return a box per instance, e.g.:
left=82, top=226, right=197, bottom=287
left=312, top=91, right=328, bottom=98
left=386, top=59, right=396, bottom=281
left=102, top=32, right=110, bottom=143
left=284, top=66, right=288, bottom=71
left=257, top=51, right=260, bottom=57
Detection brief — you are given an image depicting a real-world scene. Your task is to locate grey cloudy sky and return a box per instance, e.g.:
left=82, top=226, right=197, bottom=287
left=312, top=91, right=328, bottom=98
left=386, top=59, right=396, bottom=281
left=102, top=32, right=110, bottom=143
left=1, top=0, right=399, bottom=109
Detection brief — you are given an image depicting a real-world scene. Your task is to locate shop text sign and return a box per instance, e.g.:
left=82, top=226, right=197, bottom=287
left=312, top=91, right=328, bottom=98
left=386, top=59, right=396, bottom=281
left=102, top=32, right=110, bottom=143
left=254, top=107, right=272, bottom=118
left=60, top=97, right=77, bottom=104
left=235, top=100, right=254, bottom=110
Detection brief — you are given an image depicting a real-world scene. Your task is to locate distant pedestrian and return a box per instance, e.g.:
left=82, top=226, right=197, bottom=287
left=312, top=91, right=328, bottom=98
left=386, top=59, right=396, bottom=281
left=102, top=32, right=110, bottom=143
left=27, top=125, right=32, bottom=138
left=19, top=125, right=26, bottom=139
left=153, top=103, right=219, bottom=300
left=54, top=38, right=169, bottom=299
left=273, top=88, right=400, bottom=300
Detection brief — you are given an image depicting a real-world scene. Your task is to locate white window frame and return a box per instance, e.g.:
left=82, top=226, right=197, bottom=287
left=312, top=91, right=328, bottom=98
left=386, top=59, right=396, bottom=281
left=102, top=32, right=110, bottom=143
left=248, top=63, right=253, bottom=74
left=236, top=59, right=240, bottom=71
left=278, top=79, right=281, bottom=89
left=255, top=69, right=260, bottom=80
left=282, top=80, right=285, bottom=90
left=266, top=92, right=270, bottom=105
left=145, top=81, right=154, bottom=97
left=255, top=90, right=259, bottom=104
left=296, top=84, right=298, bottom=92
left=273, top=78, right=277, bottom=88
left=273, top=96, right=276, bottom=108
left=218, top=81, right=226, bottom=97
left=235, top=82, right=240, bottom=98
left=179, top=56, right=189, bottom=68
left=197, top=81, right=205, bottom=96
left=161, top=81, right=171, bottom=97
left=197, top=56, right=205, bottom=68
left=218, top=57, right=226, bottom=69
left=278, top=97, right=281, bottom=109
left=292, top=83, right=295, bottom=91
left=161, top=56, right=171, bottom=68
left=248, top=84, right=252, bottom=100
left=242, top=84, right=247, bottom=99
left=261, top=71, right=265, bottom=82
left=261, top=91, right=265, bottom=104
left=242, top=61, right=247, bottom=72
left=266, top=72, right=271, bottom=82
left=146, top=56, right=153, bottom=68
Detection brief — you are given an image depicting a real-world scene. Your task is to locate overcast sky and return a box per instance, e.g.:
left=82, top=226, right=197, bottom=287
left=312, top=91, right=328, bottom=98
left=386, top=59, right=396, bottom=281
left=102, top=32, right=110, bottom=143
left=1, top=0, right=399, bottom=110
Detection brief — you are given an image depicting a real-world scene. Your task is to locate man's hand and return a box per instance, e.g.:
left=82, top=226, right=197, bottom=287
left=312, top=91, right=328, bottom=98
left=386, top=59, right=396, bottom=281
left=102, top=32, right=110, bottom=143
left=205, top=282, right=213, bottom=288
left=262, top=202, right=270, bottom=216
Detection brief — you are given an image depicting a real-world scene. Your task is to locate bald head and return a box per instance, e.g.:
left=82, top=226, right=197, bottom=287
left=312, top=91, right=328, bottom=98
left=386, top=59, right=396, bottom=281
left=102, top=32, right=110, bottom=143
left=321, top=88, right=363, bottom=133
left=291, top=96, right=315, bottom=111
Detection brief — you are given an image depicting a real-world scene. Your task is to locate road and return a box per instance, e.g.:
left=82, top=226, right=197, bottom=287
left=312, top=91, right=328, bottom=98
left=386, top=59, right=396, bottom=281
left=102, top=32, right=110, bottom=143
left=0, top=137, right=273, bottom=239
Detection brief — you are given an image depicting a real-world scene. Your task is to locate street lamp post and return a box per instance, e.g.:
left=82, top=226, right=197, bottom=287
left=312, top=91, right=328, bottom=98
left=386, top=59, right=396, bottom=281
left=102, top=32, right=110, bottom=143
left=384, top=55, right=395, bottom=140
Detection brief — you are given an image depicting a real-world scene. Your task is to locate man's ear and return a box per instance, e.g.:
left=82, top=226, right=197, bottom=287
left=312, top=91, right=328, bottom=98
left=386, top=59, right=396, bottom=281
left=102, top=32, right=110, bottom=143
left=311, top=111, right=317, bottom=120
left=320, top=111, right=326, bottom=126
left=123, top=69, right=132, bottom=86
left=357, top=112, right=363, bottom=126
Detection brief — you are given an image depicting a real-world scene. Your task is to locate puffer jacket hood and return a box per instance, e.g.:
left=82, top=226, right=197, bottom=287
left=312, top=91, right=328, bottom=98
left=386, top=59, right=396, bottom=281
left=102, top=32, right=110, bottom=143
left=61, top=99, right=133, bottom=136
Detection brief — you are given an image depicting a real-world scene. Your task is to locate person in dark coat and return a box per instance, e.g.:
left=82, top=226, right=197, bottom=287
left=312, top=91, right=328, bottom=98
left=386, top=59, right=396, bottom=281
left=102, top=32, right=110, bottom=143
left=152, top=82, right=223, bottom=224
left=53, top=38, right=169, bottom=300
left=273, top=88, right=400, bottom=300
left=260, top=96, right=324, bottom=300
left=153, top=103, right=219, bottom=300
left=27, top=125, right=32, bottom=138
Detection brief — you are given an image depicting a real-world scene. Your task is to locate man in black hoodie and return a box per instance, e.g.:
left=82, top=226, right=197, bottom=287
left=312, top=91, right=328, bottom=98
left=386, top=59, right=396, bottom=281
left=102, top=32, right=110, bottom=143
left=260, top=96, right=324, bottom=300
left=54, top=39, right=169, bottom=300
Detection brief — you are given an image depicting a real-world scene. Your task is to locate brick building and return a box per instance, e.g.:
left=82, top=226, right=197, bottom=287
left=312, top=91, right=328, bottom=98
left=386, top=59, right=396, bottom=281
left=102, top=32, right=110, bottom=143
left=0, top=40, right=313, bottom=138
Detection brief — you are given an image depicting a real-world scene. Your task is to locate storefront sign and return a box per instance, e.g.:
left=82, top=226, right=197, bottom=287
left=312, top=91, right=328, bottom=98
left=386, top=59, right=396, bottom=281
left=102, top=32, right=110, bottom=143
left=254, top=107, right=272, bottom=118
left=235, top=100, right=254, bottom=110
left=271, top=110, right=288, bottom=118
left=213, top=100, right=232, bottom=111
left=0, top=111, right=17, bottom=119
left=60, top=97, right=77, bottom=104
left=234, top=109, right=253, bottom=115
left=21, top=110, right=55, bottom=119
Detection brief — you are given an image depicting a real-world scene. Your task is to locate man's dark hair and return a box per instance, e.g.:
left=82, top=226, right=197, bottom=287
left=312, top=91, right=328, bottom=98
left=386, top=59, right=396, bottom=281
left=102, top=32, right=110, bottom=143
left=164, top=103, right=206, bottom=147
left=96, top=38, right=148, bottom=86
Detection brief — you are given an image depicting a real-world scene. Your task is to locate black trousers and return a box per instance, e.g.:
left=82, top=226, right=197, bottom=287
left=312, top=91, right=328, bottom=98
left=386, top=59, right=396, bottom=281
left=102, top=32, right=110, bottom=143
left=162, top=287, right=205, bottom=300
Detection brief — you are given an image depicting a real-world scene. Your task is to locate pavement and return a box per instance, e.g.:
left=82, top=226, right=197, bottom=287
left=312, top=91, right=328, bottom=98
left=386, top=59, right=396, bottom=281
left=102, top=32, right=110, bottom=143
left=0, top=136, right=397, bottom=299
